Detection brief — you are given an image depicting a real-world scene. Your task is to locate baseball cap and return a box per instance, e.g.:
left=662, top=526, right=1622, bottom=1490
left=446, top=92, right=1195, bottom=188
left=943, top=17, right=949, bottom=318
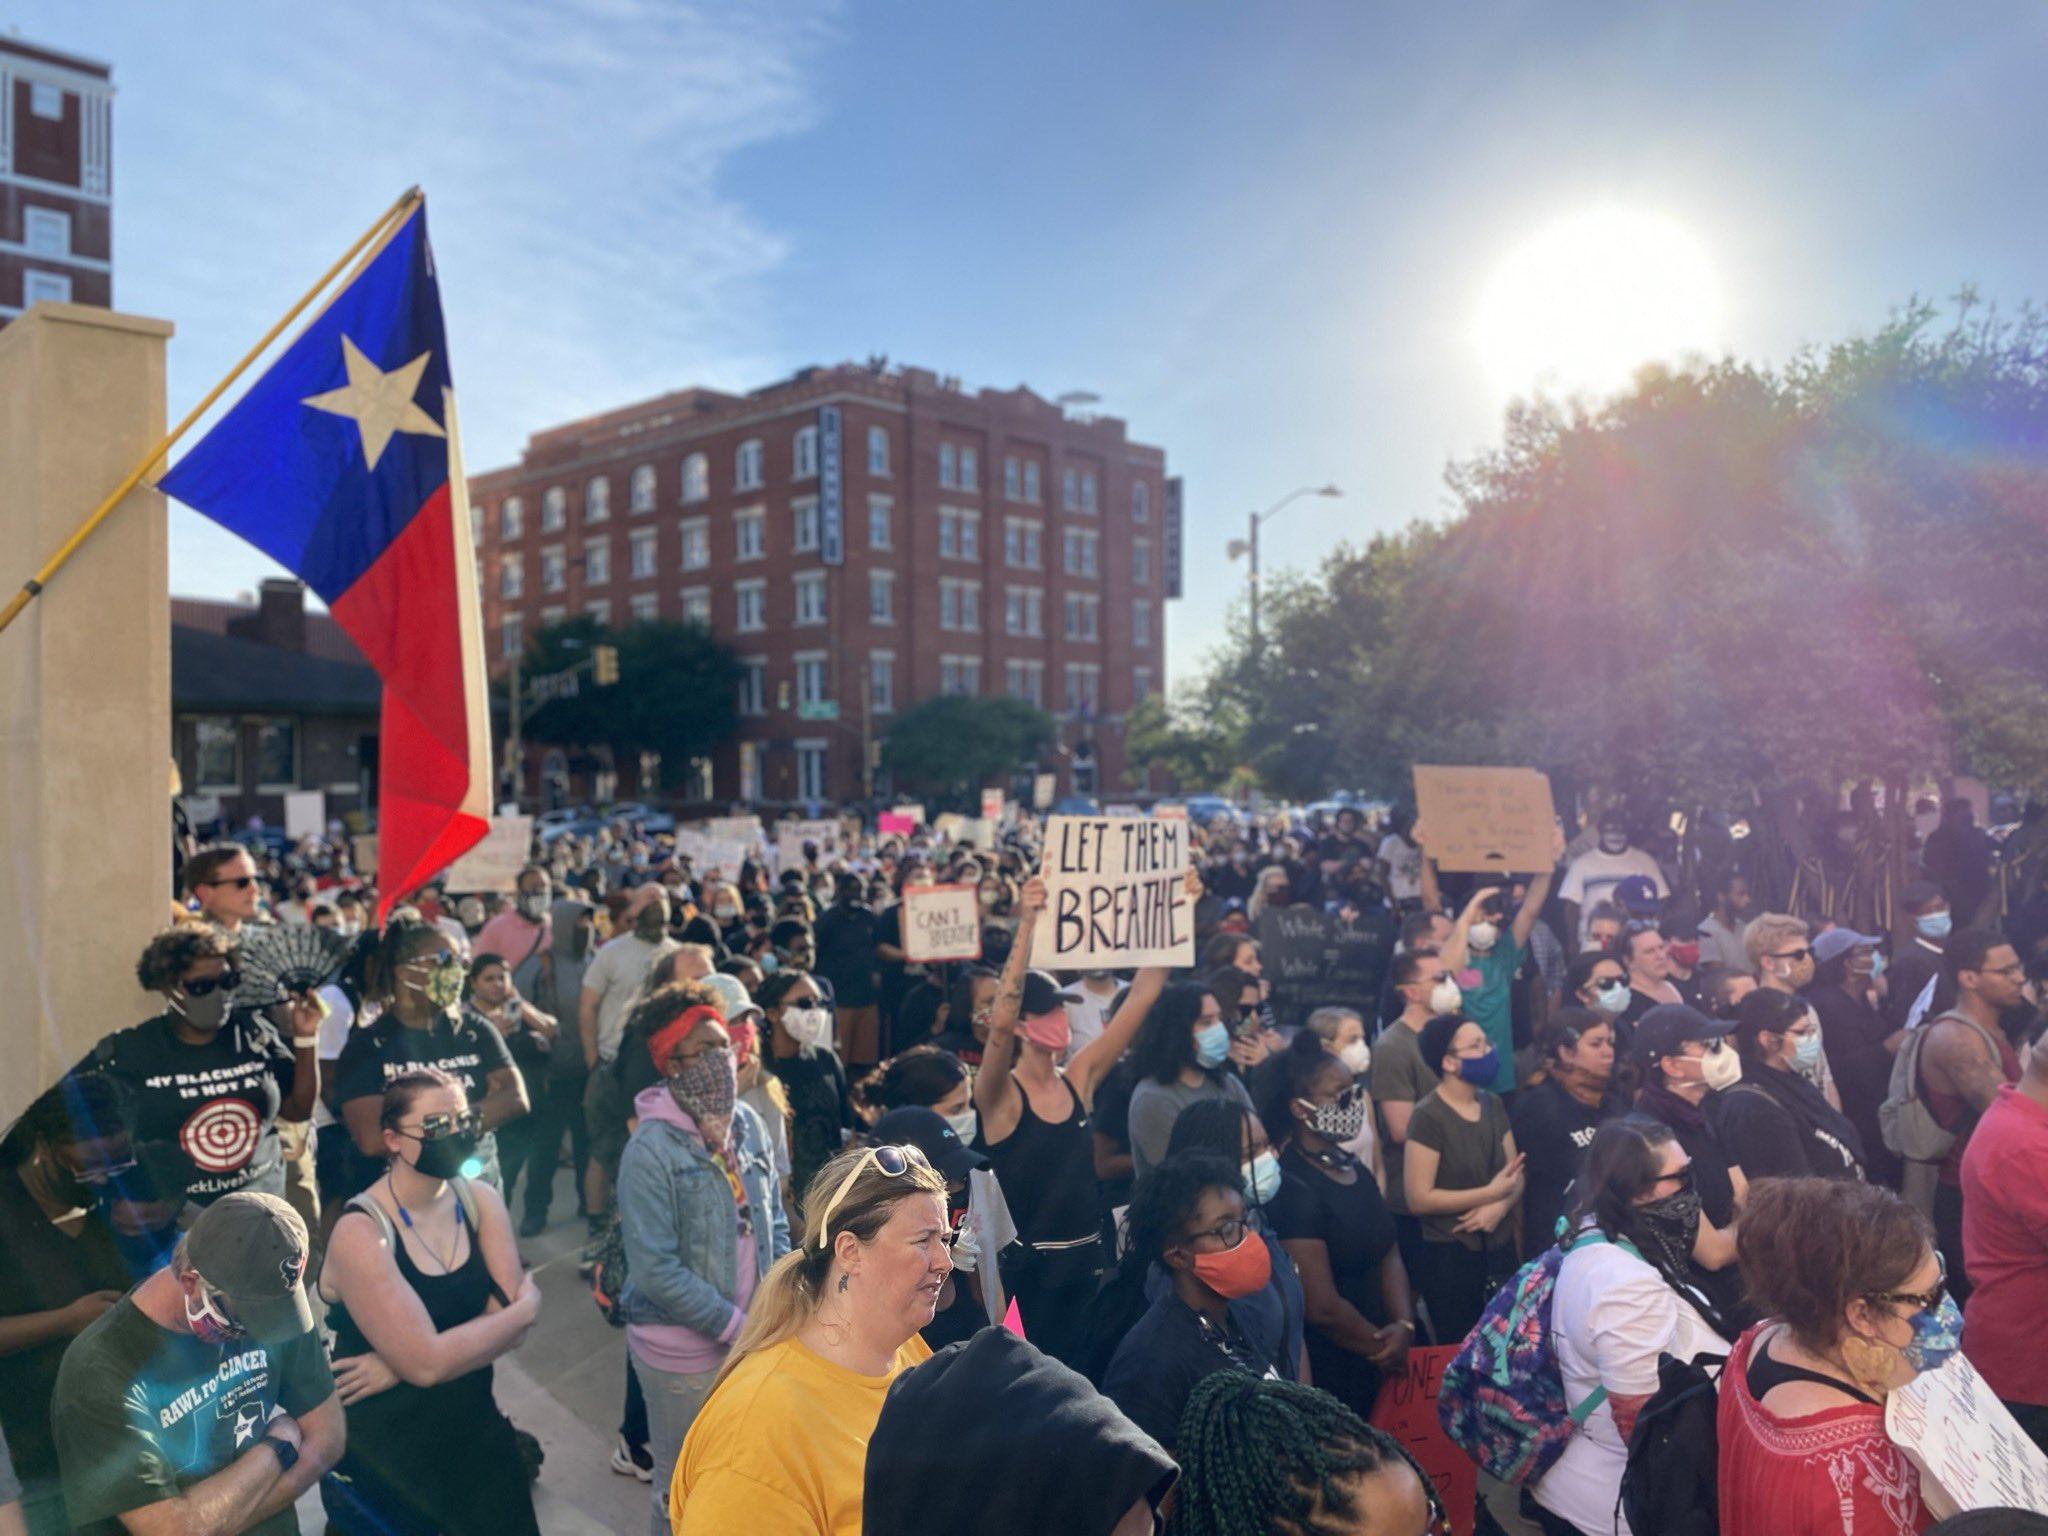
left=186, top=1192, right=314, bottom=1343
left=701, top=972, right=762, bottom=1023
left=1630, top=1003, right=1732, bottom=1065
left=1019, top=970, right=1066, bottom=1022
left=872, top=1106, right=987, bottom=1183
left=1812, top=927, right=1882, bottom=967
left=1613, top=876, right=1662, bottom=917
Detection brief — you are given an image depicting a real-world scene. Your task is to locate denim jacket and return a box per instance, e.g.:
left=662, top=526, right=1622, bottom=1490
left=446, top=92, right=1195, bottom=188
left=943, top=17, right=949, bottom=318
left=616, top=1087, right=791, bottom=1334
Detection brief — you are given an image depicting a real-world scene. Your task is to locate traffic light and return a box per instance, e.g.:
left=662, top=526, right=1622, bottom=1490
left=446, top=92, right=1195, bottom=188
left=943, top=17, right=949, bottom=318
left=593, top=644, right=619, bottom=686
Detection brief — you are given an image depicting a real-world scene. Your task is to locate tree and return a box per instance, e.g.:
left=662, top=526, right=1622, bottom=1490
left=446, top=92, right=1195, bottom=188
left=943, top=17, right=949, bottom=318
left=881, top=695, right=1054, bottom=801
left=1125, top=689, right=1246, bottom=791
left=522, top=616, right=742, bottom=791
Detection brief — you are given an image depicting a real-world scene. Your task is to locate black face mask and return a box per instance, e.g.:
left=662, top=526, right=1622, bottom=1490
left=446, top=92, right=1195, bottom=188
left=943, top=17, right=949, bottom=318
left=1633, top=1188, right=1702, bottom=1276
left=402, top=1128, right=479, bottom=1180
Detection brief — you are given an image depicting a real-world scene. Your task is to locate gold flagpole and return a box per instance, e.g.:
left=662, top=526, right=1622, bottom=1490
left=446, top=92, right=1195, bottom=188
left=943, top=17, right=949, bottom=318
left=0, top=184, right=425, bottom=637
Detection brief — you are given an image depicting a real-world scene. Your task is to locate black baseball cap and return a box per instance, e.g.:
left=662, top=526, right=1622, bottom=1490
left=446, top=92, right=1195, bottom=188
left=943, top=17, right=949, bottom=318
left=186, top=1191, right=314, bottom=1343
left=872, top=1106, right=987, bottom=1183
left=1630, top=1003, right=1732, bottom=1065
left=1019, top=970, right=1066, bottom=1021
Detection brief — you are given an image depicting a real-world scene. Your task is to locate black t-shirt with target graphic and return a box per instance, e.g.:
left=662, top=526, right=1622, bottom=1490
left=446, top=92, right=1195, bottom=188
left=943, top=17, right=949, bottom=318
left=83, top=1014, right=295, bottom=1208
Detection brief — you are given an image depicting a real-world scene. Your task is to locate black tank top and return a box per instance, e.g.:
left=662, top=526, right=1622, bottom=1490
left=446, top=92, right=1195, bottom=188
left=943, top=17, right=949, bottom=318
left=328, top=1200, right=498, bottom=1405
left=982, top=1074, right=1102, bottom=1280
left=1746, top=1334, right=1877, bottom=1406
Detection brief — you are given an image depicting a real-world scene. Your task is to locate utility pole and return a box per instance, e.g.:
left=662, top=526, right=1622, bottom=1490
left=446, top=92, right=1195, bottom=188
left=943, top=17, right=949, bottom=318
left=1229, top=484, right=1343, bottom=664
left=860, top=658, right=874, bottom=803
left=504, top=650, right=522, bottom=811
left=1247, top=509, right=1261, bottom=657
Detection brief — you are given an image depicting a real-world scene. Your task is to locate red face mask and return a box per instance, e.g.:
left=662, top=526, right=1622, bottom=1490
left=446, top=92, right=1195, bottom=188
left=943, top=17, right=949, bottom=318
left=1189, top=1230, right=1272, bottom=1299
left=1020, top=1010, right=1071, bottom=1053
left=1668, top=942, right=1701, bottom=970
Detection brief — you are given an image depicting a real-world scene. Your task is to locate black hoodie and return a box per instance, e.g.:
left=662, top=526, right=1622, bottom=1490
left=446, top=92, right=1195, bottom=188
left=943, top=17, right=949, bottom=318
left=864, top=1331, right=1178, bottom=1536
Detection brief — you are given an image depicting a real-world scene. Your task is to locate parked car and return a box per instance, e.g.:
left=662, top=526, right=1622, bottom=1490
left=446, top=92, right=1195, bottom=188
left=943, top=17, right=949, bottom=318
left=536, top=805, right=594, bottom=832
left=538, top=816, right=607, bottom=847
left=1182, top=795, right=1245, bottom=830
left=1050, top=794, right=1102, bottom=817
left=606, top=801, right=677, bottom=835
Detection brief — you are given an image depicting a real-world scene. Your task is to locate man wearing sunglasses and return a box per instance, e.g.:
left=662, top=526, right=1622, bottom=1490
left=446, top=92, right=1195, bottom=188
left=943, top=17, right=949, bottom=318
left=52, top=1192, right=344, bottom=1536
left=186, top=845, right=267, bottom=936
left=1745, top=911, right=1840, bottom=1108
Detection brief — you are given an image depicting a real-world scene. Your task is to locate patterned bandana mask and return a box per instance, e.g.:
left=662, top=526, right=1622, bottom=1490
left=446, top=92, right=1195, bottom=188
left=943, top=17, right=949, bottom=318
left=668, top=1046, right=738, bottom=1131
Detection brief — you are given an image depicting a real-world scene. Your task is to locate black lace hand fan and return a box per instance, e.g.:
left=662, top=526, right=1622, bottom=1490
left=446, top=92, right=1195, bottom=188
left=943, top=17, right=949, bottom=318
left=234, top=923, right=354, bottom=1009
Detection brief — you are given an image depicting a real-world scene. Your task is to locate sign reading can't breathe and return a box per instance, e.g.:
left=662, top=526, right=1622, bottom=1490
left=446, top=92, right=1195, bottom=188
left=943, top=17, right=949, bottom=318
left=1031, top=816, right=1193, bottom=969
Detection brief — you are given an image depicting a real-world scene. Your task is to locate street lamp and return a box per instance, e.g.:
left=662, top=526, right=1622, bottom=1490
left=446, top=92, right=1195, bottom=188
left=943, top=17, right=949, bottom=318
left=1225, top=484, right=1342, bottom=654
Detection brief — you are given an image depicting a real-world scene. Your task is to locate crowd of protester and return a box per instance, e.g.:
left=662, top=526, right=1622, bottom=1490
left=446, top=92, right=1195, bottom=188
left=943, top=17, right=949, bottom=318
left=1, top=786, right=2045, bottom=1535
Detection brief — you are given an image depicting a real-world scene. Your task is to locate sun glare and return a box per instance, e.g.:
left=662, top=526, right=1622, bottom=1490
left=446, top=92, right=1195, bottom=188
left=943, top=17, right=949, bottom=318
left=1474, top=205, right=1723, bottom=404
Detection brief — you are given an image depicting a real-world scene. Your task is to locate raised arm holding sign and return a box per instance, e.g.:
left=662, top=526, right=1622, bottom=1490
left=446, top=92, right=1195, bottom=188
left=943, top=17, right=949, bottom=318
left=1030, top=816, right=1193, bottom=970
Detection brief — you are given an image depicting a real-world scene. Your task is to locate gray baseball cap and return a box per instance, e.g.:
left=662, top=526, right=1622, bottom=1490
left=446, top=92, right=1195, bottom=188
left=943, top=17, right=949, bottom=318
left=186, top=1191, right=314, bottom=1343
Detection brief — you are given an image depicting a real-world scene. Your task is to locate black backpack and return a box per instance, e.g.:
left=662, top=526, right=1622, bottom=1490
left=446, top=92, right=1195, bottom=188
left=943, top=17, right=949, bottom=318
left=1620, top=1350, right=1725, bottom=1536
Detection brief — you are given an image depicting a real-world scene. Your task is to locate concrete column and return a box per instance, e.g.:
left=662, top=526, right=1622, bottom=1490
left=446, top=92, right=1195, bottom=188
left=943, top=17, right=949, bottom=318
left=0, top=302, right=175, bottom=1126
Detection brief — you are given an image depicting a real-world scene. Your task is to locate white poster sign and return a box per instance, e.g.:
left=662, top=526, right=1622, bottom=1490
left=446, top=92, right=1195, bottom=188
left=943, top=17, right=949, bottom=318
left=777, top=818, right=841, bottom=868
left=1031, top=815, right=1193, bottom=969
left=442, top=816, right=534, bottom=893
left=1032, top=773, right=1057, bottom=810
left=677, top=830, right=754, bottom=876
left=1888, top=1352, right=2048, bottom=1519
left=284, top=790, right=326, bottom=842
left=706, top=815, right=763, bottom=847
left=902, top=884, right=984, bottom=963
left=980, top=788, right=1005, bottom=821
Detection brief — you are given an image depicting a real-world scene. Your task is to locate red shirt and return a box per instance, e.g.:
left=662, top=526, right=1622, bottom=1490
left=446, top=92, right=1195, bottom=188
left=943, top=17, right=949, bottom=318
left=1961, top=1084, right=2048, bottom=1406
left=1718, top=1325, right=1930, bottom=1536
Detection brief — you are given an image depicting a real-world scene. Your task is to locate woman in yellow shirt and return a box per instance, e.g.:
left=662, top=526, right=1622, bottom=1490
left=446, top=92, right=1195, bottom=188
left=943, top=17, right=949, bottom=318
left=670, top=1140, right=953, bottom=1535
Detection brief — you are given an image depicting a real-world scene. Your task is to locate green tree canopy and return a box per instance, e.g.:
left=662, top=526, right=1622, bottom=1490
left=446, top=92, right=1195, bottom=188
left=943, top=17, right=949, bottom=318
left=881, top=695, right=1054, bottom=801
left=522, top=615, right=742, bottom=791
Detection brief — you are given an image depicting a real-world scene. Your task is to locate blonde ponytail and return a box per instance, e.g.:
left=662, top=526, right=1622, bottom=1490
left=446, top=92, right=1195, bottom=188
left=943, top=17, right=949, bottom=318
left=712, top=1141, right=949, bottom=1388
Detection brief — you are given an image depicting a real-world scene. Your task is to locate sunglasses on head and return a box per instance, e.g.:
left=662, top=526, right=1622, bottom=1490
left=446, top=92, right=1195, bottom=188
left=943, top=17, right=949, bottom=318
left=812, top=1143, right=932, bottom=1251
left=182, top=968, right=244, bottom=998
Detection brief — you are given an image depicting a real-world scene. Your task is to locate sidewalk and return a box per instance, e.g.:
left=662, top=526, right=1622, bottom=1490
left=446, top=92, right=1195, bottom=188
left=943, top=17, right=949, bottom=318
left=296, top=1165, right=650, bottom=1533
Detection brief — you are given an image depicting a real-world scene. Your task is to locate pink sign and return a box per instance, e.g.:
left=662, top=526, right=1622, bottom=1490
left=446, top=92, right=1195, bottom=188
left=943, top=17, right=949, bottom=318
left=879, top=812, right=915, bottom=836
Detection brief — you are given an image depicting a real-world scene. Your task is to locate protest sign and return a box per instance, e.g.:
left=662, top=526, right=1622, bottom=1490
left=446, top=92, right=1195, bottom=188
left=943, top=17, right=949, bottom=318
left=283, top=790, right=325, bottom=842
left=707, top=814, right=763, bottom=846
left=891, top=803, right=926, bottom=828
left=1154, top=802, right=1188, bottom=821
left=1032, top=816, right=1193, bottom=968
left=878, top=811, right=916, bottom=837
left=676, top=830, right=754, bottom=876
left=776, top=817, right=840, bottom=868
left=1888, top=1352, right=2048, bottom=1519
left=351, top=834, right=377, bottom=877
left=1104, top=802, right=1141, bottom=818
left=939, top=815, right=994, bottom=848
left=1370, top=1347, right=1476, bottom=1536
left=1032, top=773, right=1056, bottom=810
left=1256, top=904, right=1396, bottom=1030
left=980, top=787, right=1005, bottom=821
left=1411, top=766, right=1557, bottom=874
left=442, top=816, right=533, bottom=893
left=902, top=884, right=984, bottom=963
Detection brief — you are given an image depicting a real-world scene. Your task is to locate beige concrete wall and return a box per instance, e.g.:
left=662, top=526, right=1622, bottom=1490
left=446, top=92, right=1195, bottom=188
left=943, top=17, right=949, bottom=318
left=0, top=302, right=174, bottom=1127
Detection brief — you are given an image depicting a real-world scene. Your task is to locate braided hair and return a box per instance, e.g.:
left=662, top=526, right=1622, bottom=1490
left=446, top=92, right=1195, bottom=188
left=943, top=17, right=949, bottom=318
left=1174, top=1371, right=1436, bottom=1536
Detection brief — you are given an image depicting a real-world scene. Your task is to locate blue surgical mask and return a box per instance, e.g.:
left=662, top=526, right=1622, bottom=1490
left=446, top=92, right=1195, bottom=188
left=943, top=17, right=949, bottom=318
left=1591, top=980, right=1631, bottom=1018
left=1243, top=1151, right=1283, bottom=1205
left=1456, top=1046, right=1501, bottom=1086
left=1868, top=952, right=1887, bottom=983
left=1899, top=1293, right=1964, bottom=1374
left=758, top=952, right=780, bottom=975
left=1194, top=1021, right=1232, bottom=1070
left=1791, top=1029, right=1824, bottom=1069
left=1915, top=911, right=1952, bottom=942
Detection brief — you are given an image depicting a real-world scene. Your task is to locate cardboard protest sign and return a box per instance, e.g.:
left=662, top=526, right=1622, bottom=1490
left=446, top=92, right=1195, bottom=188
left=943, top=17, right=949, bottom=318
left=1256, top=904, right=1395, bottom=1029
left=949, top=816, right=995, bottom=848
left=878, top=811, right=916, bottom=837
left=706, top=815, right=763, bottom=846
left=776, top=818, right=839, bottom=867
left=1032, top=773, right=1056, bottom=810
left=284, top=790, right=325, bottom=842
left=1888, top=1352, right=2048, bottom=1519
left=1370, top=1347, right=1476, bottom=1536
left=442, top=816, right=533, bottom=893
left=980, top=788, right=1005, bottom=821
left=676, top=830, right=753, bottom=875
left=891, top=803, right=926, bottom=828
left=351, top=834, right=377, bottom=877
left=901, top=884, right=984, bottom=963
left=1032, top=816, right=1193, bottom=969
left=1412, top=766, right=1557, bottom=874
left=1154, top=802, right=1188, bottom=821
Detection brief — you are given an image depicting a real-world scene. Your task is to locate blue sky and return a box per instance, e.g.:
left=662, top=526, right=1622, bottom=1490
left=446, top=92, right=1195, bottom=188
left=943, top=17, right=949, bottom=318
left=16, top=0, right=2048, bottom=682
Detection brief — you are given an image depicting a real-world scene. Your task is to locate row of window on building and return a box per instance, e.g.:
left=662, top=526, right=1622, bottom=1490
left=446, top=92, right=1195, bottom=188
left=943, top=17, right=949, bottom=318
left=716, top=653, right=1141, bottom=721
left=494, top=507, right=1149, bottom=594
left=485, top=436, right=1149, bottom=540
left=499, top=580, right=1151, bottom=647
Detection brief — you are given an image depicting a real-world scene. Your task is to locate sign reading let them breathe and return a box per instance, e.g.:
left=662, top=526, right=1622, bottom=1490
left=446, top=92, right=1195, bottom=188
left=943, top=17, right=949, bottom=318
left=1412, top=766, right=1558, bottom=874
left=902, top=884, right=984, bottom=963
left=1032, top=816, right=1193, bottom=969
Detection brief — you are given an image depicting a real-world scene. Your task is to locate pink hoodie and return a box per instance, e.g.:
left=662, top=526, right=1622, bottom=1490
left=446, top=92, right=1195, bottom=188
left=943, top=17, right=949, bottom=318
left=626, top=1085, right=756, bottom=1374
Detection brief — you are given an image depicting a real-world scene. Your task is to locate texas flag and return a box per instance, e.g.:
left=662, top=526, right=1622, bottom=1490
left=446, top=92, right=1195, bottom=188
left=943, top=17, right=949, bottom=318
left=159, top=199, right=490, bottom=918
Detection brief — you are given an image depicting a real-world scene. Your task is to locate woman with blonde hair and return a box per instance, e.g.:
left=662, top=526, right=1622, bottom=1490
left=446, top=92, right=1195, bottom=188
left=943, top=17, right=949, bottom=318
left=669, top=1141, right=953, bottom=1534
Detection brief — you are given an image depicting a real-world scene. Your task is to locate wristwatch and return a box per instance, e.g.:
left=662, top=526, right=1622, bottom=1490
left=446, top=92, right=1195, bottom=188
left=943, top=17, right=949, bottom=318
left=259, top=1434, right=299, bottom=1473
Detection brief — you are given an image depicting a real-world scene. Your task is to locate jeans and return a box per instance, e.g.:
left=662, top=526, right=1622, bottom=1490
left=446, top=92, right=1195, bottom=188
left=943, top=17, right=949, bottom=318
left=633, top=1353, right=720, bottom=1536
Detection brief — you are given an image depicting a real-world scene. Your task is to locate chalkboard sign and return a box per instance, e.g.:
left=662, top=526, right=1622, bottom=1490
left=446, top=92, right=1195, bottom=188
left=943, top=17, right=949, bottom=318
left=1256, top=905, right=1394, bottom=1030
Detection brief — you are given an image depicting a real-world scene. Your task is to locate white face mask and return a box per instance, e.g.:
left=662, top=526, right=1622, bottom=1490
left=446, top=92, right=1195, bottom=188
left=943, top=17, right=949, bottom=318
left=1467, top=921, right=1500, bottom=953
left=1337, top=1040, right=1372, bottom=1077
left=1428, top=978, right=1463, bottom=1015
left=944, top=1108, right=979, bottom=1146
left=782, top=1005, right=834, bottom=1051
left=1697, top=1041, right=1743, bottom=1092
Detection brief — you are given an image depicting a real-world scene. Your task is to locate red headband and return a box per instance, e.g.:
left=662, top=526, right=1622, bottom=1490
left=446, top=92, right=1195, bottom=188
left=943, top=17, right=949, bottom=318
left=647, top=1005, right=726, bottom=1071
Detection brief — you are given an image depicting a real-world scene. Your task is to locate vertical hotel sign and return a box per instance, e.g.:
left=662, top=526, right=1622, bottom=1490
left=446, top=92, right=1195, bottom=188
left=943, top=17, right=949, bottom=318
left=1164, top=475, right=1184, bottom=599
left=819, top=405, right=844, bottom=566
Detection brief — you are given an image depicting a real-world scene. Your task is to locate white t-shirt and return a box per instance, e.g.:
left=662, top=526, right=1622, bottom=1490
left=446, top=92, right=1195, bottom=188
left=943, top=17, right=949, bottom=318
left=581, top=932, right=679, bottom=1061
left=1535, top=1233, right=1728, bottom=1536
left=310, top=985, right=360, bottom=1130
left=1378, top=833, right=1423, bottom=903
left=1559, top=848, right=1669, bottom=939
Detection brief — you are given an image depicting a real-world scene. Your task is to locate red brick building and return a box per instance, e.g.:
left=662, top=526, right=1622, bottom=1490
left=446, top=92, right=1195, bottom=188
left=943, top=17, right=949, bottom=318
left=0, top=36, right=112, bottom=325
left=469, top=362, right=1181, bottom=808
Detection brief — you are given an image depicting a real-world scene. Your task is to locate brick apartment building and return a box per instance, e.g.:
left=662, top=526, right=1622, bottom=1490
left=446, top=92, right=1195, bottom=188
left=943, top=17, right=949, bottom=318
left=470, top=361, right=1183, bottom=808
left=0, top=35, right=112, bottom=324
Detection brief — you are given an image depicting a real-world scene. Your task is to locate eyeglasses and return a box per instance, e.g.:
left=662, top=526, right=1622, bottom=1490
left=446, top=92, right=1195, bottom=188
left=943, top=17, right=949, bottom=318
left=60, top=1149, right=139, bottom=1187
left=413, top=1110, right=483, bottom=1140
left=1649, top=1164, right=1696, bottom=1194
left=201, top=875, right=263, bottom=891
left=1179, top=1216, right=1250, bottom=1252
left=182, top=968, right=244, bottom=998
left=812, top=1143, right=932, bottom=1251
left=1772, top=948, right=1813, bottom=963
left=1867, top=1253, right=1948, bottom=1316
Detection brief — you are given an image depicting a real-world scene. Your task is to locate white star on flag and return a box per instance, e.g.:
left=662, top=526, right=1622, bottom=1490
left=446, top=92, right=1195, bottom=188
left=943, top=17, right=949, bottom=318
left=302, top=334, right=446, bottom=471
